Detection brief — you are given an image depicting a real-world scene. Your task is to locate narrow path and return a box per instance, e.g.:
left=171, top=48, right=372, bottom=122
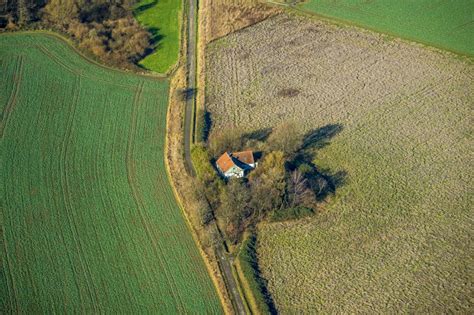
left=183, top=1, right=247, bottom=314
left=183, top=0, right=196, bottom=177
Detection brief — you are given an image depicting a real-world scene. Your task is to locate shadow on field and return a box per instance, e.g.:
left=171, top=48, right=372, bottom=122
left=291, top=123, right=347, bottom=202
left=146, top=26, right=165, bottom=48
left=181, top=88, right=197, bottom=101
left=302, top=123, right=343, bottom=150
left=241, top=233, right=278, bottom=314
left=134, top=0, right=158, bottom=14
left=134, top=1, right=166, bottom=64
left=243, top=128, right=273, bottom=143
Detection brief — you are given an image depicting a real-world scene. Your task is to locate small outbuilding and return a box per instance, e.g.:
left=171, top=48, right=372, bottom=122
left=216, top=150, right=256, bottom=178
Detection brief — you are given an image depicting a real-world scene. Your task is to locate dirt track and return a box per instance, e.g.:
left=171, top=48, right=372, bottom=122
left=184, top=1, right=247, bottom=313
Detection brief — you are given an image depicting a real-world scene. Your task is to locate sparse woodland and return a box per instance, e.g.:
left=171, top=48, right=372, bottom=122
left=192, top=121, right=335, bottom=244
left=0, top=0, right=151, bottom=69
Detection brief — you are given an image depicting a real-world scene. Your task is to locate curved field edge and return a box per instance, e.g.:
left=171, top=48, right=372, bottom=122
left=290, top=0, right=474, bottom=58
left=164, top=68, right=232, bottom=313
left=0, top=31, right=168, bottom=79
left=0, top=33, right=222, bottom=313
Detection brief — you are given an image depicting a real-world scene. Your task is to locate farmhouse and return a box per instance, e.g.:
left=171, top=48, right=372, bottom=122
left=216, top=150, right=256, bottom=178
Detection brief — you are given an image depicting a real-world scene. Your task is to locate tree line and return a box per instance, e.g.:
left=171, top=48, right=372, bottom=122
left=0, top=0, right=151, bottom=69
left=192, top=120, right=344, bottom=244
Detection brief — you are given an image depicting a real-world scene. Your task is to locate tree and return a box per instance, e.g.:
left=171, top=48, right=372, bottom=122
left=44, top=0, right=79, bottom=24
left=249, top=151, right=286, bottom=216
left=287, top=170, right=315, bottom=208
left=218, top=179, right=251, bottom=243
left=208, top=127, right=245, bottom=157
left=267, top=121, right=302, bottom=157
left=191, top=144, right=223, bottom=210
left=17, top=0, right=29, bottom=26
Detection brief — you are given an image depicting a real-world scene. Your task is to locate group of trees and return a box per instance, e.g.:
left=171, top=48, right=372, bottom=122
left=0, top=0, right=151, bottom=69
left=193, top=122, right=328, bottom=244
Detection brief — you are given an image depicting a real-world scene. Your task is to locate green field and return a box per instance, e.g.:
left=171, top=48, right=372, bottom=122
left=299, top=0, right=474, bottom=56
left=0, top=33, right=222, bottom=313
left=134, top=0, right=182, bottom=73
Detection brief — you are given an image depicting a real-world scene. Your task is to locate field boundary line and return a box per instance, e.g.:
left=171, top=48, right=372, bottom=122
left=264, top=3, right=474, bottom=60
left=0, top=31, right=169, bottom=81
left=34, top=44, right=138, bottom=90
left=0, top=54, right=24, bottom=139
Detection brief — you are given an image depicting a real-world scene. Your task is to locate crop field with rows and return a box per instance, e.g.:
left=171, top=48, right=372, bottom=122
left=206, top=15, right=473, bottom=312
left=299, top=0, right=474, bottom=56
left=0, top=33, right=222, bottom=313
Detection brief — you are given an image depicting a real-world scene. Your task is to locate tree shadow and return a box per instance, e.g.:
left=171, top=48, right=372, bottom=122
left=242, top=233, right=278, bottom=314
left=79, top=3, right=114, bottom=23
left=180, top=88, right=196, bottom=101
left=134, top=27, right=165, bottom=69
left=290, top=123, right=346, bottom=202
left=314, top=169, right=347, bottom=201
left=195, top=108, right=212, bottom=143
left=242, top=128, right=272, bottom=143
left=134, top=0, right=158, bottom=14
left=201, top=110, right=212, bottom=142
left=302, top=123, right=343, bottom=150
left=146, top=26, right=165, bottom=48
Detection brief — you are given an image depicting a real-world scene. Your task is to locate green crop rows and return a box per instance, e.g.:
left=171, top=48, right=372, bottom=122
left=0, top=33, right=222, bottom=313
left=300, top=0, right=474, bottom=56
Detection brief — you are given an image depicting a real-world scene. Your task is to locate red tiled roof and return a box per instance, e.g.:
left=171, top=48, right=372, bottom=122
left=216, top=152, right=235, bottom=173
left=232, top=151, right=255, bottom=166
left=216, top=150, right=254, bottom=173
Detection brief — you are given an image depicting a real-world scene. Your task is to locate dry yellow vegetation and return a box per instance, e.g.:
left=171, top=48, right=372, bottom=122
left=200, top=0, right=280, bottom=43
left=205, top=14, right=473, bottom=313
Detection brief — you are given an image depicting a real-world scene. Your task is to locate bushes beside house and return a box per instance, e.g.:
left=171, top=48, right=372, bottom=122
left=193, top=122, right=338, bottom=244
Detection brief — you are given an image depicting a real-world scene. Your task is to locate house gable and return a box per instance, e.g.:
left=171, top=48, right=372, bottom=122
left=216, top=150, right=255, bottom=178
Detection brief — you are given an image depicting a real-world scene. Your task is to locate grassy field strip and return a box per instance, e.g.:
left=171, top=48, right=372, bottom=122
left=298, top=0, right=474, bottom=56
left=134, top=0, right=182, bottom=73
left=0, top=33, right=222, bottom=313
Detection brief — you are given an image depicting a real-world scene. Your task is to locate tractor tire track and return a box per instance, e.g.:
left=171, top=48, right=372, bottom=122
left=126, top=83, right=187, bottom=313
left=1, top=55, right=24, bottom=138
left=1, top=219, right=20, bottom=313
left=91, top=106, right=141, bottom=310
left=36, top=45, right=136, bottom=91
left=58, top=75, right=100, bottom=312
